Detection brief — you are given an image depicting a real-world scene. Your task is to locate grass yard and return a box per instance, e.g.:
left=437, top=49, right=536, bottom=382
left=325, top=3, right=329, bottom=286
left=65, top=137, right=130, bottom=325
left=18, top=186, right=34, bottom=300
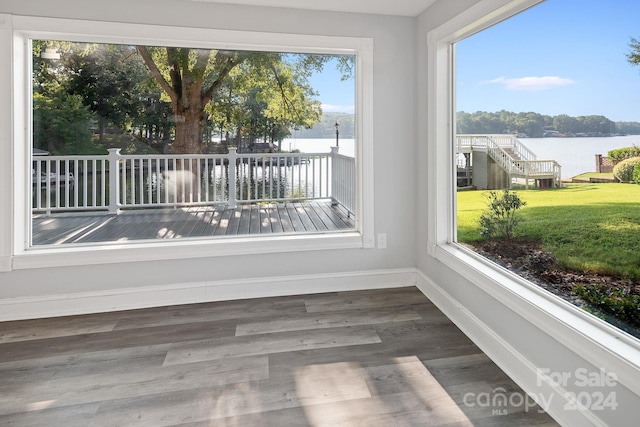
left=457, top=183, right=640, bottom=279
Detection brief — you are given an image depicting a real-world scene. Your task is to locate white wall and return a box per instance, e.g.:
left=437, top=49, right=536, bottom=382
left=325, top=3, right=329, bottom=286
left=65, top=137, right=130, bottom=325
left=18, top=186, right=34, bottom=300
left=416, top=1, right=640, bottom=425
left=0, top=1, right=417, bottom=300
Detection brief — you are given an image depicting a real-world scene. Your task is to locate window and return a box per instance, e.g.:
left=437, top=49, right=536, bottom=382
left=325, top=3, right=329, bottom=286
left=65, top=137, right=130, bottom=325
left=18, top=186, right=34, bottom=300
left=426, top=0, right=640, bottom=406
left=31, top=40, right=357, bottom=246
left=6, top=16, right=374, bottom=269
left=454, top=1, right=640, bottom=339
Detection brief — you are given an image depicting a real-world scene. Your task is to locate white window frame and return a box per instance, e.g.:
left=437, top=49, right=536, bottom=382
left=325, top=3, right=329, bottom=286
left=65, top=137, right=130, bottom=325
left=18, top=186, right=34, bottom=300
left=0, top=14, right=374, bottom=270
left=426, top=0, right=640, bottom=399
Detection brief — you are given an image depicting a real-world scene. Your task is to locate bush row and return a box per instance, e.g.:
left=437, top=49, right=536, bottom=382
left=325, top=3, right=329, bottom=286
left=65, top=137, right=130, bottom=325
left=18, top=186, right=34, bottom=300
left=608, top=146, right=640, bottom=162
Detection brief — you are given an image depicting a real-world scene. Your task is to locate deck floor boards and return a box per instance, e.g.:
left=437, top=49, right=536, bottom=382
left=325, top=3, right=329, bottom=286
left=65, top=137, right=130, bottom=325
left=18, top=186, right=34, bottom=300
left=31, top=201, right=354, bottom=246
left=0, top=287, right=558, bottom=426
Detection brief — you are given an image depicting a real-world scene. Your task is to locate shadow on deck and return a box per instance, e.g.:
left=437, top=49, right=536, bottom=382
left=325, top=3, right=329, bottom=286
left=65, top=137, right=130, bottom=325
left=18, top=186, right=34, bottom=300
left=32, top=201, right=354, bottom=246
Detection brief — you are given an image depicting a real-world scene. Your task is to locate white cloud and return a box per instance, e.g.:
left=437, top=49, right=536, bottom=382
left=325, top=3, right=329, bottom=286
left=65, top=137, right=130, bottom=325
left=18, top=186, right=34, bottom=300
left=483, top=76, right=576, bottom=91
left=322, top=104, right=355, bottom=113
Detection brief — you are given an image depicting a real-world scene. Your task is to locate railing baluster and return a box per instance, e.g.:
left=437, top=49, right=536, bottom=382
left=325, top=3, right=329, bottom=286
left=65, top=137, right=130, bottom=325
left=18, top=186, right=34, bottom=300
left=90, top=159, right=95, bottom=208
left=35, top=159, right=42, bottom=209
left=31, top=151, right=344, bottom=213
left=227, top=148, right=237, bottom=208
left=45, top=160, right=51, bottom=211
left=139, top=158, right=144, bottom=205
left=74, top=159, right=80, bottom=209
left=146, top=158, right=151, bottom=205
left=129, top=159, right=135, bottom=206
left=204, top=158, right=209, bottom=203
left=214, top=159, right=218, bottom=202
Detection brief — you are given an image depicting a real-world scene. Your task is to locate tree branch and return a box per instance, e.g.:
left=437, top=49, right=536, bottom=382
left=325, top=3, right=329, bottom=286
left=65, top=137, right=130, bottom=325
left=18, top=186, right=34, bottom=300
left=136, top=46, right=177, bottom=102
left=269, top=64, right=302, bottom=121
left=201, top=53, right=240, bottom=104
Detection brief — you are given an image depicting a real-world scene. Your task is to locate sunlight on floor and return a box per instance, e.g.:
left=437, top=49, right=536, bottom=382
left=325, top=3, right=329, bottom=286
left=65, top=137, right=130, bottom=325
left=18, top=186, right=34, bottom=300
left=295, top=357, right=471, bottom=425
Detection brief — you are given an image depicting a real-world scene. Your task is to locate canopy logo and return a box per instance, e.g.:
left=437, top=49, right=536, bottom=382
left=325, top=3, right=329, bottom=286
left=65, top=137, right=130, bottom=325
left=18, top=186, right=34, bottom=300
left=462, top=367, right=618, bottom=416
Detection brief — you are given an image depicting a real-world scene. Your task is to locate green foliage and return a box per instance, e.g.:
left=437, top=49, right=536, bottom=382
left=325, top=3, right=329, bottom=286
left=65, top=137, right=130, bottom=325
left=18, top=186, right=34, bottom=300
left=616, top=121, right=640, bottom=135
left=607, top=146, right=640, bottom=162
left=574, top=284, right=640, bottom=327
left=478, top=190, right=526, bottom=241
left=34, top=39, right=345, bottom=155
left=627, top=36, right=640, bottom=67
left=612, top=157, right=640, bottom=182
left=33, top=92, right=104, bottom=155
left=457, top=184, right=640, bottom=279
left=456, top=110, right=622, bottom=137
left=634, top=163, right=640, bottom=184
left=208, top=53, right=324, bottom=150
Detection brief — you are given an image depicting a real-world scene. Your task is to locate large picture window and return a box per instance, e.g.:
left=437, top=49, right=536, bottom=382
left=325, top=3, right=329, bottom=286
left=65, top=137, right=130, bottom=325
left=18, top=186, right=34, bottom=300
left=31, top=40, right=356, bottom=246
left=426, top=0, right=640, bottom=407
left=7, top=16, right=374, bottom=268
left=453, top=0, right=640, bottom=339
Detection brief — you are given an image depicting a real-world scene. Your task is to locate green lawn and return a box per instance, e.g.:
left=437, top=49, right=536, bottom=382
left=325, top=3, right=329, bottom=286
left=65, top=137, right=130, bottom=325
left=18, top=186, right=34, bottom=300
left=457, top=183, right=640, bottom=279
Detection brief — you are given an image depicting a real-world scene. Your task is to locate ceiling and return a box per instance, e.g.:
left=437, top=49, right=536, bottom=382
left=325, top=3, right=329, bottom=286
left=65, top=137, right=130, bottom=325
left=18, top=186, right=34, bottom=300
left=186, top=0, right=438, bottom=17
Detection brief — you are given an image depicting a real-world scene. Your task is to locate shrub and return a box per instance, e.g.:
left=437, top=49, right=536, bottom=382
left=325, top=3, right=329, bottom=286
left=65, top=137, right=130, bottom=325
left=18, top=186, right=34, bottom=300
left=478, top=190, right=526, bottom=241
left=634, top=163, right=640, bottom=185
left=612, top=157, right=640, bottom=183
left=608, top=146, right=640, bottom=162
left=574, top=284, right=640, bottom=328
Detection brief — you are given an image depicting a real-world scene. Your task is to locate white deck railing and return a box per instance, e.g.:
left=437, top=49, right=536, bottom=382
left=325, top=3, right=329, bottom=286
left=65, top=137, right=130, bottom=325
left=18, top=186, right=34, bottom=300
left=330, top=147, right=356, bottom=217
left=456, top=134, right=561, bottom=185
left=32, top=147, right=356, bottom=215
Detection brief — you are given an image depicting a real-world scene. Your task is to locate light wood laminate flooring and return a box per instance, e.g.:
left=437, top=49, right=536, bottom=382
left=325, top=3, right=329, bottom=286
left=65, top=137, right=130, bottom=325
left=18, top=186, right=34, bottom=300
left=0, top=287, right=558, bottom=426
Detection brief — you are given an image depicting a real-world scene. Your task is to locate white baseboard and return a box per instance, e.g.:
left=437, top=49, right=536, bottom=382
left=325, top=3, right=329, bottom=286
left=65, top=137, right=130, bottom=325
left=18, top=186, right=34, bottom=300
left=415, top=269, right=604, bottom=427
left=0, top=268, right=416, bottom=321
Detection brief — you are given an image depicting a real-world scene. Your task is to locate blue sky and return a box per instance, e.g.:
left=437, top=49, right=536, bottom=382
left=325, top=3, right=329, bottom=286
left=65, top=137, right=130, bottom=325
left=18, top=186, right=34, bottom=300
left=456, top=0, right=640, bottom=122
left=307, top=57, right=355, bottom=114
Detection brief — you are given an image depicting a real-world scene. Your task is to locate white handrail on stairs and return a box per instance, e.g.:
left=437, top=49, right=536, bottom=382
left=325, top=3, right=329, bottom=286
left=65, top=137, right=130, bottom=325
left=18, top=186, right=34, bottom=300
left=456, top=134, right=562, bottom=185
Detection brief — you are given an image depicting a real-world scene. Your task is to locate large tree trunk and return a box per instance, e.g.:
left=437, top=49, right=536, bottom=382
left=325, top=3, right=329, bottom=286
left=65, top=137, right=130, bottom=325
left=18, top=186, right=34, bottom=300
left=172, top=111, right=206, bottom=154
left=168, top=102, right=207, bottom=202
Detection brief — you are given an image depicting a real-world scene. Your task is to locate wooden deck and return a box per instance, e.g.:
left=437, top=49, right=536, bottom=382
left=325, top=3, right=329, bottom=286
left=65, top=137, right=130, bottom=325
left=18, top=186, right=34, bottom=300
left=32, top=201, right=354, bottom=246
left=0, top=287, right=558, bottom=426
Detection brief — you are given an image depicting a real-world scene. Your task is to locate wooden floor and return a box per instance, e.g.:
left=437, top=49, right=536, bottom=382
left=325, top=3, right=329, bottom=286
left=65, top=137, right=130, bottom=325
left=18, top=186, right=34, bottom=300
left=0, top=287, right=558, bottom=426
left=32, top=201, right=354, bottom=246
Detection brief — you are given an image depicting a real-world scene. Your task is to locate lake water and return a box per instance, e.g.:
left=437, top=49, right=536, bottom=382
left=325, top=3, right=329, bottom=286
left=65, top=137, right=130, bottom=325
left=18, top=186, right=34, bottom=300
left=521, top=135, right=640, bottom=179
left=285, top=135, right=640, bottom=179
left=283, top=138, right=355, bottom=158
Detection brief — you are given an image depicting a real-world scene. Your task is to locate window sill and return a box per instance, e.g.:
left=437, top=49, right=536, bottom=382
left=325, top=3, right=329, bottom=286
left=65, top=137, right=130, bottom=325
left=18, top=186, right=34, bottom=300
left=433, top=242, right=640, bottom=397
left=12, top=232, right=365, bottom=270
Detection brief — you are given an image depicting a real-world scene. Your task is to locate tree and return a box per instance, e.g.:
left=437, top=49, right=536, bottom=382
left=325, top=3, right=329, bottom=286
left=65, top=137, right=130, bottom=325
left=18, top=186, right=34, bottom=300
left=66, top=44, right=152, bottom=145
left=32, top=41, right=101, bottom=154
left=136, top=47, right=347, bottom=154
left=457, top=110, right=627, bottom=136
left=33, top=41, right=350, bottom=156
left=136, top=46, right=242, bottom=154
left=553, top=114, right=578, bottom=134
left=33, top=92, right=99, bottom=155
left=206, top=54, right=323, bottom=151
left=627, top=37, right=640, bottom=67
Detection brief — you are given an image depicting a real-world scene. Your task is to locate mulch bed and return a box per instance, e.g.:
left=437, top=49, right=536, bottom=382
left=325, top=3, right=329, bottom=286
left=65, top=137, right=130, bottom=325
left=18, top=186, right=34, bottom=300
left=465, top=239, right=640, bottom=338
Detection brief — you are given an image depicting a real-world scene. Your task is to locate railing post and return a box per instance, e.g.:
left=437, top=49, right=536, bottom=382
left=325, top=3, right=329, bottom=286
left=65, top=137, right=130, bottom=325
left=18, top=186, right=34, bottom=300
left=107, top=148, right=121, bottom=214
left=228, top=147, right=237, bottom=209
left=330, top=146, right=339, bottom=206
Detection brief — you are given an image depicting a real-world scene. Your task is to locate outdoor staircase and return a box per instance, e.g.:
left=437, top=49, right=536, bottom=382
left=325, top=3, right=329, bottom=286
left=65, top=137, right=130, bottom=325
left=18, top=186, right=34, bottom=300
left=456, top=134, right=562, bottom=189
